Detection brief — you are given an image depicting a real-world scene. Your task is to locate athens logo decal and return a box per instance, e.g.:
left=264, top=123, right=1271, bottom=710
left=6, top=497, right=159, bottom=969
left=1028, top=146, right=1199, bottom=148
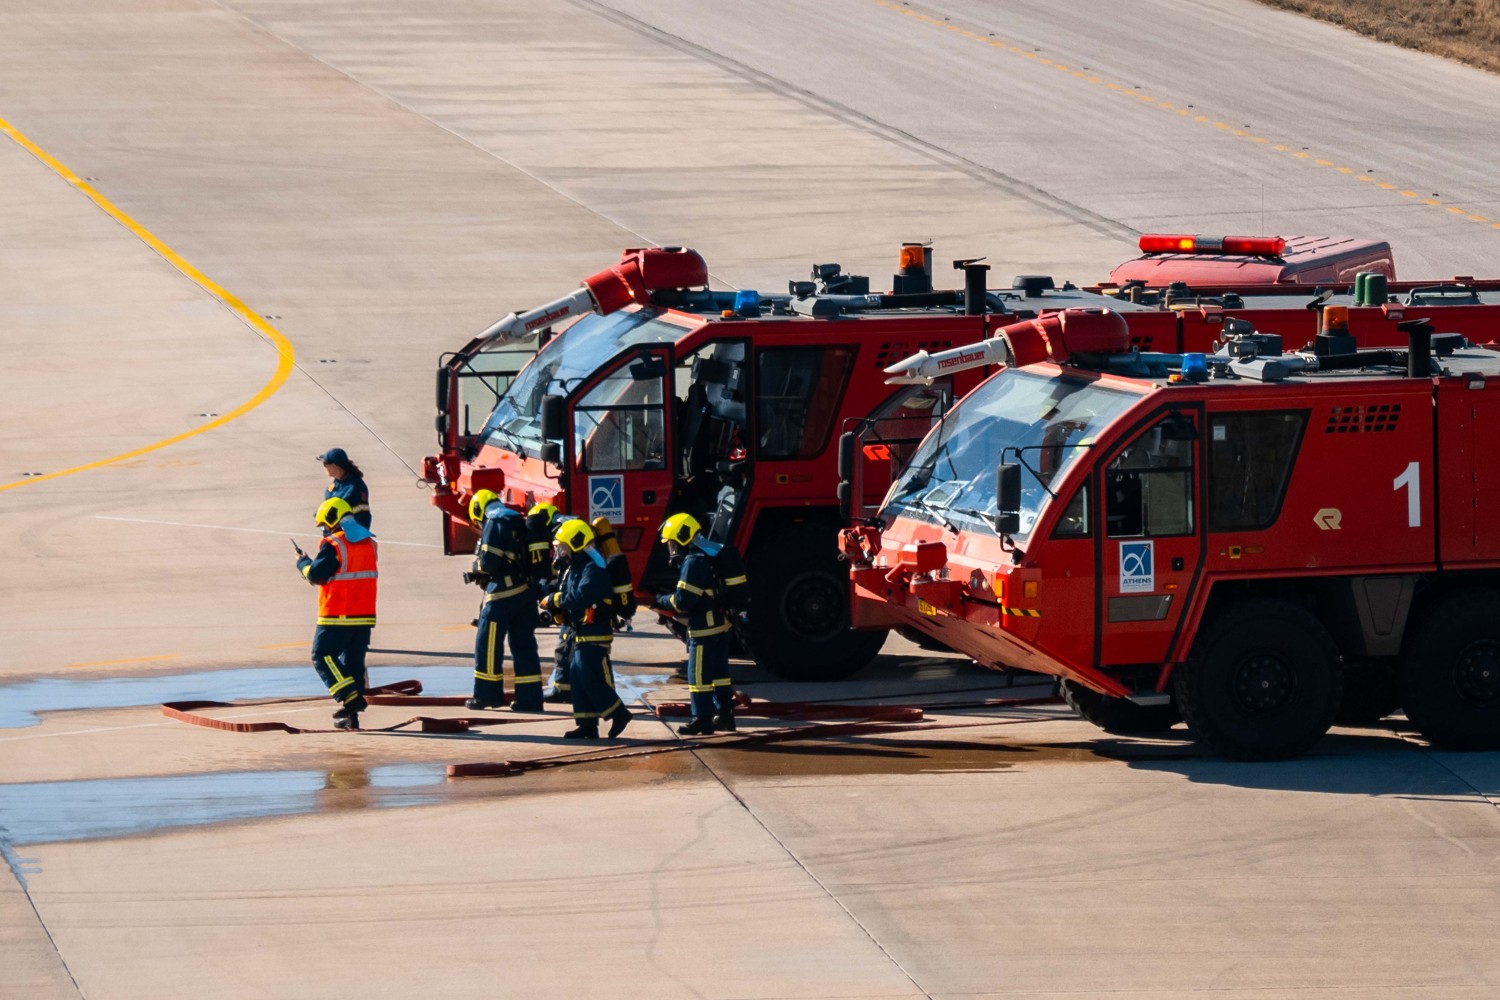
left=1119, top=540, right=1154, bottom=593
left=589, top=475, right=624, bottom=522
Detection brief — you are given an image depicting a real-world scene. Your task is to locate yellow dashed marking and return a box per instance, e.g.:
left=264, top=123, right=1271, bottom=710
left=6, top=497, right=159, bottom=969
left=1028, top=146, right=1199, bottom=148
left=868, top=0, right=1497, bottom=235
left=0, top=116, right=297, bottom=491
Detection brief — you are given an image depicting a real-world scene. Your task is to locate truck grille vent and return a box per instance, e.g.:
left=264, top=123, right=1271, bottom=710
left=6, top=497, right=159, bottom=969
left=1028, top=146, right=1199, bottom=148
left=1326, top=404, right=1400, bottom=433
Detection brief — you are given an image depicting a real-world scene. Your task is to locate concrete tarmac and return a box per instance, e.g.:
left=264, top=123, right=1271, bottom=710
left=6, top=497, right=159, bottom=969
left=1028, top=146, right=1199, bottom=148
left=4, top=1, right=1500, bottom=997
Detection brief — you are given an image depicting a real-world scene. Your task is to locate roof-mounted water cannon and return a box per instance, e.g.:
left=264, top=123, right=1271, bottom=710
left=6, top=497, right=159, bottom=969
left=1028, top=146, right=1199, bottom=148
left=476, top=246, right=708, bottom=346
left=883, top=308, right=1131, bottom=384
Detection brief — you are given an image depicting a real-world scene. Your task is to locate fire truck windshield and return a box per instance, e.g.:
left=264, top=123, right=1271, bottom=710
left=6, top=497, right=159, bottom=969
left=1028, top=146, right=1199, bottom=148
left=479, top=308, right=694, bottom=455
left=881, top=370, right=1135, bottom=543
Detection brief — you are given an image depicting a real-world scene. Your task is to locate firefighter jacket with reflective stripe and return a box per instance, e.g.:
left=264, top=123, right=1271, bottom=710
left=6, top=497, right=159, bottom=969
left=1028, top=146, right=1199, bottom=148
left=324, top=475, right=372, bottom=528
left=474, top=506, right=529, bottom=600
left=553, top=549, right=613, bottom=643
left=526, top=511, right=558, bottom=592
left=660, top=552, right=730, bottom=638
left=300, top=529, right=378, bottom=625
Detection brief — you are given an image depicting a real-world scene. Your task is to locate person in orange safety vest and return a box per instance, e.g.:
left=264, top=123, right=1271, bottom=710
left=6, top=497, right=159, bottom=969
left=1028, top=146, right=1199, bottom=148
left=295, top=497, right=378, bottom=730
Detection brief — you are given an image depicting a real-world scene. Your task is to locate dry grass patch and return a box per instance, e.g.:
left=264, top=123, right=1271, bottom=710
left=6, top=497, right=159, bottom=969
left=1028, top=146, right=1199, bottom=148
left=1258, top=0, right=1500, bottom=75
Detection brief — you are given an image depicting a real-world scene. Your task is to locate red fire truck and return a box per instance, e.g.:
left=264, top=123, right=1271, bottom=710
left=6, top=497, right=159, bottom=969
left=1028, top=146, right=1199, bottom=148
left=422, top=244, right=1123, bottom=680
left=420, top=240, right=1500, bottom=684
left=841, top=307, right=1500, bottom=759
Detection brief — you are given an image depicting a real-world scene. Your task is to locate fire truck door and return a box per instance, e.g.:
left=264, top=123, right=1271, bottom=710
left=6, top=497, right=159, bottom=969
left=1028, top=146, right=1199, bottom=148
left=568, top=346, right=673, bottom=551
left=1096, top=409, right=1204, bottom=667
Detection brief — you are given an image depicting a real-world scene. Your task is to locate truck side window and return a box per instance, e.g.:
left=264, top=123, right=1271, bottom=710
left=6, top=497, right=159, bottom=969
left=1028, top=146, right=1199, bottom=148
left=756, top=347, right=855, bottom=460
left=573, top=366, right=666, bottom=472
left=1106, top=415, right=1195, bottom=538
left=1207, top=411, right=1306, bottom=530
left=1052, top=483, right=1091, bottom=538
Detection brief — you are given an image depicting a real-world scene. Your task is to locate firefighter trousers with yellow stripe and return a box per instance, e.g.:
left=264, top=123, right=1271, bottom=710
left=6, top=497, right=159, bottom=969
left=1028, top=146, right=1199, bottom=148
left=311, top=624, right=371, bottom=707
left=569, top=639, right=623, bottom=732
left=686, top=631, right=733, bottom=723
left=473, top=592, right=542, bottom=709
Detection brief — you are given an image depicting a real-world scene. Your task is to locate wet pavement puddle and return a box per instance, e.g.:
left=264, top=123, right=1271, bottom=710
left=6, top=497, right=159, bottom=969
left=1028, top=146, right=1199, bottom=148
left=0, top=665, right=679, bottom=729
left=0, top=665, right=470, bottom=729
left=0, top=763, right=449, bottom=846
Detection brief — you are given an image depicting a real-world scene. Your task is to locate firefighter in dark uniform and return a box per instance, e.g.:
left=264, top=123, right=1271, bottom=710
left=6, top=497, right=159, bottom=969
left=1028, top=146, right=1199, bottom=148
left=317, top=447, right=372, bottom=529
left=466, top=489, right=543, bottom=712
left=528, top=503, right=572, bottom=704
left=539, top=519, right=632, bottom=740
left=295, top=498, right=378, bottom=730
left=656, top=513, right=736, bottom=735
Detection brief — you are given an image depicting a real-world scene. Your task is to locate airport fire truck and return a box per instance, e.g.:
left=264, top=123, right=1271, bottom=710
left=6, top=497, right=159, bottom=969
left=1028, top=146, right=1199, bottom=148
left=422, top=244, right=1109, bottom=680
left=420, top=237, right=1500, bottom=683
left=840, top=307, right=1500, bottom=759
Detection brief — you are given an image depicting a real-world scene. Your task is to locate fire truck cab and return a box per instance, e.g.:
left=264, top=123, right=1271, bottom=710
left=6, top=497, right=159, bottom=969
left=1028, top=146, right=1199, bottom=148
left=843, top=308, right=1500, bottom=759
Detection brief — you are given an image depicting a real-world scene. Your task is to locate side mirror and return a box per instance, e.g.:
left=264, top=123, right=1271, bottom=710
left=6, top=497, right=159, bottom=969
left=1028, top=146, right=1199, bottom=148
left=995, top=463, right=1021, bottom=535
left=540, top=395, right=565, bottom=441
left=435, top=367, right=448, bottom=413
left=540, top=441, right=562, bottom=467
left=837, top=432, right=857, bottom=521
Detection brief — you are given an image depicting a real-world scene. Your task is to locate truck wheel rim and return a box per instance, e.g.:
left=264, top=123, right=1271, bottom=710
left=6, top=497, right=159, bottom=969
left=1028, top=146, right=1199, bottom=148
left=1455, top=641, right=1500, bottom=706
left=1233, top=654, right=1293, bottom=712
left=783, top=573, right=843, bottom=641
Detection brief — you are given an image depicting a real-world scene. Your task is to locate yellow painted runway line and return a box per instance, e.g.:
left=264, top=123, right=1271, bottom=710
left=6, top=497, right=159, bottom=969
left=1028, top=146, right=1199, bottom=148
left=66, top=654, right=180, bottom=669
left=0, top=115, right=296, bottom=491
left=870, top=0, right=1500, bottom=235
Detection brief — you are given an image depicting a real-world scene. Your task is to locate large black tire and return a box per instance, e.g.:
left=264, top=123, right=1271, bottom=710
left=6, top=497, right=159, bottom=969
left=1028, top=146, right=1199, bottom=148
left=1174, top=599, right=1342, bottom=761
left=1061, top=680, right=1181, bottom=735
left=1401, top=591, right=1500, bottom=751
left=1336, top=656, right=1402, bottom=726
left=746, top=522, right=887, bottom=681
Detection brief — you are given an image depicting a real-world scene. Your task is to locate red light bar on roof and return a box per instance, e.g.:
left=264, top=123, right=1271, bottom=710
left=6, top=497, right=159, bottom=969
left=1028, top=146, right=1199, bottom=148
left=1138, top=234, right=1287, bottom=257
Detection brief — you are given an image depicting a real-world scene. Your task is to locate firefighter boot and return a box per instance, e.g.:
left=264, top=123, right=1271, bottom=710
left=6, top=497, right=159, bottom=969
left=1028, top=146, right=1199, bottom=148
left=333, top=711, right=360, bottom=731
left=714, top=689, right=736, bottom=733
left=564, top=722, right=600, bottom=740
left=677, top=716, right=715, bottom=737
left=607, top=705, right=633, bottom=739
left=334, top=695, right=368, bottom=719
left=465, top=697, right=503, bottom=711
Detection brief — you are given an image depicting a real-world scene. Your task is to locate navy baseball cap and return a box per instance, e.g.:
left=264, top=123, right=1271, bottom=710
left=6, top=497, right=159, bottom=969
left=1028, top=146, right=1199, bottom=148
left=317, top=447, right=349, bottom=466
